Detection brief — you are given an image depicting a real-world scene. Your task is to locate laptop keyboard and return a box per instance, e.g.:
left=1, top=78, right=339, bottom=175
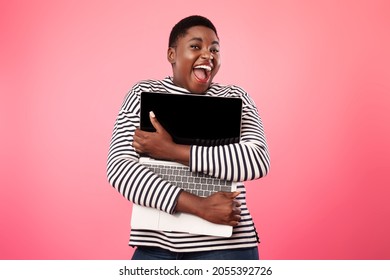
left=143, top=163, right=233, bottom=197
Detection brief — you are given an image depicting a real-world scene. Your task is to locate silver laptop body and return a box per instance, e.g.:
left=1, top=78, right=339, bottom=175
left=131, top=92, right=242, bottom=237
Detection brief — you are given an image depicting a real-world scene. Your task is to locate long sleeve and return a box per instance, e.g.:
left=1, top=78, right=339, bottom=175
left=110, top=78, right=267, bottom=252
left=106, top=83, right=182, bottom=214
left=190, top=86, right=270, bottom=182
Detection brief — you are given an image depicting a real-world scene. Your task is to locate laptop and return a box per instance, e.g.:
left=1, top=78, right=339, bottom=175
left=131, top=92, right=242, bottom=237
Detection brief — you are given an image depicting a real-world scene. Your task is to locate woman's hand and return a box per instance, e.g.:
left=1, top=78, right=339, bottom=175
left=133, top=111, right=190, bottom=165
left=133, top=111, right=173, bottom=159
left=199, top=191, right=242, bottom=226
left=176, top=191, right=242, bottom=226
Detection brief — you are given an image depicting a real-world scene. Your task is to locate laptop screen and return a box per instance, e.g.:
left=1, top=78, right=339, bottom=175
left=140, top=92, right=242, bottom=146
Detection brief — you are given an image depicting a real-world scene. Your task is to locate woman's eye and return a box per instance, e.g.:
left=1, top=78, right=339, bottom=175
left=211, top=49, right=220, bottom=53
left=190, top=45, right=200, bottom=50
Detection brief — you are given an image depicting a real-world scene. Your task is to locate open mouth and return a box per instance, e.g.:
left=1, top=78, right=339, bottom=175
left=193, top=65, right=212, bottom=83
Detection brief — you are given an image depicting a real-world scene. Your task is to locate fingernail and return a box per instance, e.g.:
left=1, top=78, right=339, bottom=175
left=149, top=111, right=155, bottom=118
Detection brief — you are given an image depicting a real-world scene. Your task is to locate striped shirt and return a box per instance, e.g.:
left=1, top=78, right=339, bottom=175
left=107, top=77, right=270, bottom=252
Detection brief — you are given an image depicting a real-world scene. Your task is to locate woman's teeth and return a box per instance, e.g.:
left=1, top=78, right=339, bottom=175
left=194, top=65, right=212, bottom=72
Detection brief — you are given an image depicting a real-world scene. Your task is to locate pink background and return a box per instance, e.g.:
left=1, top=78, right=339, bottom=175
left=1, top=0, right=389, bottom=259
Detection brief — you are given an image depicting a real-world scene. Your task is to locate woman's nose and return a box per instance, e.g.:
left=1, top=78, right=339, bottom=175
left=201, top=50, right=214, bottom=60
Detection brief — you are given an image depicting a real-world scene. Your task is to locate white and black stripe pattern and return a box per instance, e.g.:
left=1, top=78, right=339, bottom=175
left=107, top=77, right=270, bottom=252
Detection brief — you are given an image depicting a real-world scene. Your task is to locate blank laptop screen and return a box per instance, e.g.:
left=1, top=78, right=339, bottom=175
left=140, top=92, right=242, bottom=146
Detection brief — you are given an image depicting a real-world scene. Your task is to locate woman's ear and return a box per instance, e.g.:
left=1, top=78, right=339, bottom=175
left=167, top=47, right=176, bottom=64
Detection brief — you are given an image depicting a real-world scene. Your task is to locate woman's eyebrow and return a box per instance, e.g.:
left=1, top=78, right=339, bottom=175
left=188, top=37, right=220, bottom=45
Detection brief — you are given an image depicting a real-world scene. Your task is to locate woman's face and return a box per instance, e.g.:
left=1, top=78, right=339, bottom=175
left=168, top=26, right=221, bottom=94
